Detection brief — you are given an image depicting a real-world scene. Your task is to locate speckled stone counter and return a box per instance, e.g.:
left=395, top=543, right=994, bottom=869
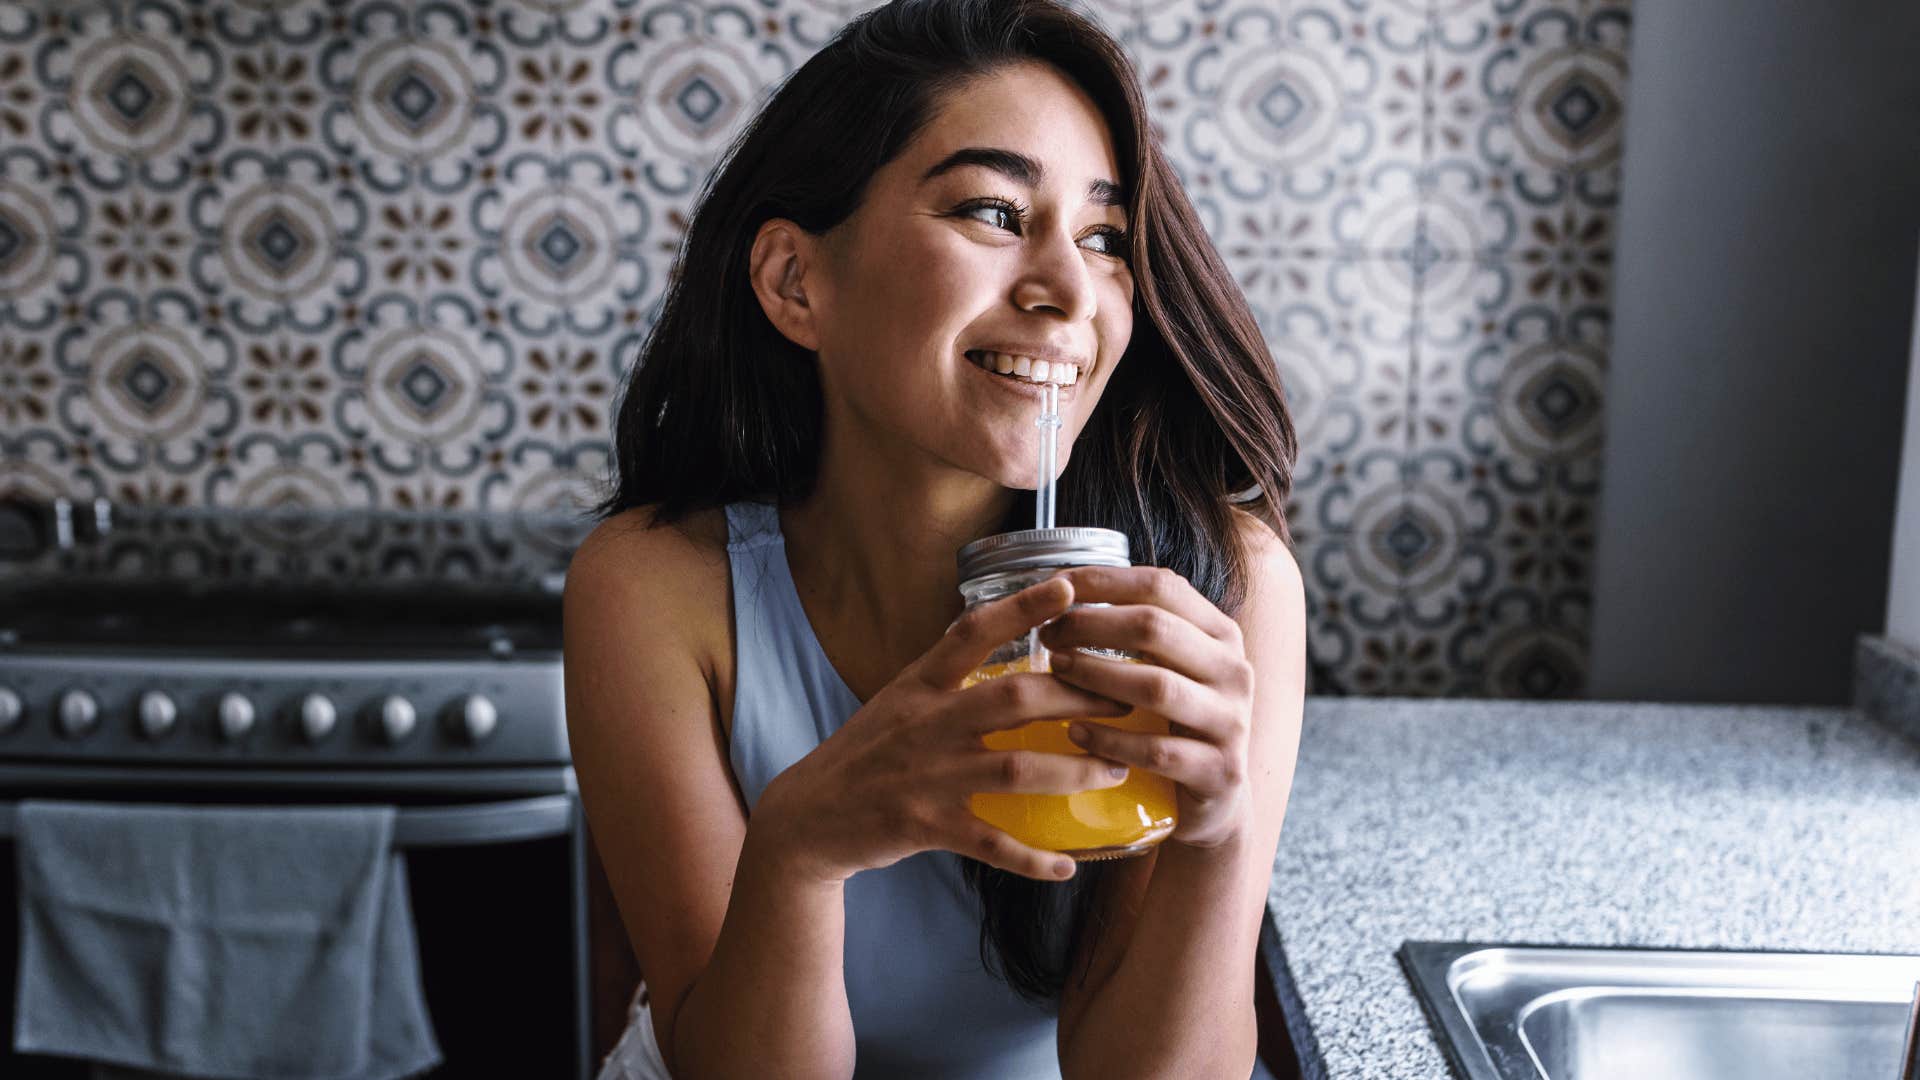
left=1262, top=698, right=1920, bottom=1079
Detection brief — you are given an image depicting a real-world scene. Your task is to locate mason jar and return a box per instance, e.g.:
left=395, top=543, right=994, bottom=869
left=954, top=527, right=1177, bottom=861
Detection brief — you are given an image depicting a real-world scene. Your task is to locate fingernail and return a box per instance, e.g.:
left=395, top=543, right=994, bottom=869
left=1067, top=722, right=1088, bottom=746
left=1054, top=859, right=1076, bottom=878
left=1107, top=764, right=1128, bottom=780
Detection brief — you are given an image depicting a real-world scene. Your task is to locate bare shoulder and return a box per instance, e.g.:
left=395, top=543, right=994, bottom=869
left=565, top=504, right=732, bottom=682
left=1228, top=506, right=1303, bottom=616
left=568, top=503, right=730, bottom=593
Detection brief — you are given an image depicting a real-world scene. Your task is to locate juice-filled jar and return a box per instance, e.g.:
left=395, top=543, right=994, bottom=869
left=954, top=527, right=1178, bottom=861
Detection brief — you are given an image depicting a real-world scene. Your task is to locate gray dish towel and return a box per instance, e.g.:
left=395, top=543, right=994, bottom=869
left=12, top=800, right=443, bottom=1080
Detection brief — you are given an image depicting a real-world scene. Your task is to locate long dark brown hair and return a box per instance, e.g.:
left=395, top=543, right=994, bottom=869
left=593, top=0, right=1297, bottom=1004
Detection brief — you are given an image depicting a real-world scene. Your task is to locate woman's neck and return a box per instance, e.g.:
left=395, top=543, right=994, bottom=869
left=779, top=435, right=1020, bottom=695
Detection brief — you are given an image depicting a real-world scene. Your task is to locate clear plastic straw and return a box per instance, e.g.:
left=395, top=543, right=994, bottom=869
left=1036, top=381, right=1059, bottom=531
left=1029, top=381, right=1062, bottom=673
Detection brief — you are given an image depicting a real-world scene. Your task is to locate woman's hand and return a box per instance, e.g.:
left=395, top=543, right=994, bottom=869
left=753, top=576, right=1134, bottom=885
left=1036, top=566, right=1257, bottom=849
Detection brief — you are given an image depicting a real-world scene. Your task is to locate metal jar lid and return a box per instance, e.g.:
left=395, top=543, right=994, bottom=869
left=956, top=527, right=1131, bottom=583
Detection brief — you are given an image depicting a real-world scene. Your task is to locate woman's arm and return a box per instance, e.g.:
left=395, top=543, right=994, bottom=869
left=564, top=514, right=856, bottom=1079
left=1053, top=513, right=1308, bottom=1078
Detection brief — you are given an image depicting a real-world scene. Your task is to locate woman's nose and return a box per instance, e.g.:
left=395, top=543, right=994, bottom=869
left=1012, top=227, right=1098, bottom=323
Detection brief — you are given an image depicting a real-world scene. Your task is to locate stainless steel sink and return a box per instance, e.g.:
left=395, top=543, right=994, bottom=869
left=1400, top=942, right=1920, bottom=1080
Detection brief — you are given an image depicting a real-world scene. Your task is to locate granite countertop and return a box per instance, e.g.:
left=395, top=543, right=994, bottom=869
left=1263, top=698, right=1920, bottom=1079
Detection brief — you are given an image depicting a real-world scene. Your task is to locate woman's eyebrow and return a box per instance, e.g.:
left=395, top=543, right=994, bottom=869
left=920, top=146, right=1126, bottom=208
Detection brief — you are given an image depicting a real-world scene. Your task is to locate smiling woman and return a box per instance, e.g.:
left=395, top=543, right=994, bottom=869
left=566, top=0, right=1305, bottom=1077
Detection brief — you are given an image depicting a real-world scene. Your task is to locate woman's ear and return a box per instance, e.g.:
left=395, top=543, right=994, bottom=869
left=749, top=219, right=823, bottom=352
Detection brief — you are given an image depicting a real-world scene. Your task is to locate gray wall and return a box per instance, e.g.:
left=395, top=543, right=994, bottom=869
left=1889, top=249, right=1920, bottom=653
left=1588, top=0, right=1920, bottom=704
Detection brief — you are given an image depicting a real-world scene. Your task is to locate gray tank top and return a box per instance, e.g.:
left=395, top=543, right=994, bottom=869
left=722, top=500, right=1064, bottom=1079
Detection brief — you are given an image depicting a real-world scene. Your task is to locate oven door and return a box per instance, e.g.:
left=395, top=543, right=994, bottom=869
left=0, top=763, right=591, bottom=1080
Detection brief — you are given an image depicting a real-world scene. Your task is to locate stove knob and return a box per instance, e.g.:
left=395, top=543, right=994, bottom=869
left=297, top=693, right=338, bottom=743
left=137, top=690, right=178, bottom=740
left=217, top=692, right=256, bottom=741
left=374, top=695, right=417, bottom=745
left=446, top=693, right=499, bottom=744
left=0, top=686, right=22, bottom=734
left=57, top=689, right=100, bottom=739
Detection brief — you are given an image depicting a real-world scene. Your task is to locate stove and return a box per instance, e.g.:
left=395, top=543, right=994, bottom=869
left=0, top=497, right=586, bottom=768
left=0, top=497, right=602, bottom=1078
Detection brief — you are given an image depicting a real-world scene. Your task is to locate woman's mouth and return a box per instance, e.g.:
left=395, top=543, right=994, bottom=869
left=964, top=350, right=1080, bottom=389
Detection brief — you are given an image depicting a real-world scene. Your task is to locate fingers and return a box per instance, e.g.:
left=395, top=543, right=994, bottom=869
left=954, top=748, right=1130, bottom=795
left=1039, top=602, right=1244, bottom=688
left=1045, top=649, right=1241, bottom=741
left=947, top=672, right=1131, bottom=736
left=1069, top=721, right=1236, bottom=797
left=918, top=576, right=1075, bottom=689
left=1056, top=565, right=1242, bottom=644
left=945, top=816, right=1079, bottom=881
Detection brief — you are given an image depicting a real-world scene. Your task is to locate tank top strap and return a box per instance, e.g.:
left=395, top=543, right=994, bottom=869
left=722, top=500, right=862, bottom=810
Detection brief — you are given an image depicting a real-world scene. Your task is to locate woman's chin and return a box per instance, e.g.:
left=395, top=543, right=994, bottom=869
left=930, top=436, right=1072, bottom=497
left=981, top=459, right=1071, bottom=499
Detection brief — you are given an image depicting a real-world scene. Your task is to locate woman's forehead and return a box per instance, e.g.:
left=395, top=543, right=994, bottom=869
left=911, top=65, right=1124, bottom=191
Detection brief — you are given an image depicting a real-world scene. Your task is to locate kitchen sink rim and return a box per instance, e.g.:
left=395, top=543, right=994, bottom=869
left=1399, top=939, right=1920, bottom=1080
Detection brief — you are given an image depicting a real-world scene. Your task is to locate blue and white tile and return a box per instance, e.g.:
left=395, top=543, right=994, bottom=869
left=1578, top=0, right=1633, bottom=60
left=0, top=170, right=68, bottom=318
left=43, top=4, right=203, bottom=174
left=1293, top=528, right=1411, bottom=695
left=1475, top=585, right=1592, bottom=697
left=0, top=425, right=91, bottom=503
left=0, top=0, right=1634, bottom=700
left=1173, top=1, right=1427, bottom=259
left=331, top=311, right=511, bottom=486
left=1253, top=257, right=1417, bottom=534
left=1429, top=0, right=1586, bottom=114
left=1424, top=2, right=1606, bottom=261
left=605, top=4, right=793, bottom=189
left=1424, top=274, right=1598, bottom=455
left=479, top=439, right=613, bottom=515
left=337, top=7, right=496, bottom=193
left=203, top=430, right=377, bottom=511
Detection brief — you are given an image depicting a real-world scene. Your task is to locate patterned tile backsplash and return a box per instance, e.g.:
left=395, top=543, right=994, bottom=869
left=0, top=0, right=1630, bottom=697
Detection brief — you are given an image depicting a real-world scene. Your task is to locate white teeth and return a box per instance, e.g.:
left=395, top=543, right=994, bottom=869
left=968, top=350, right=1079, bottom=385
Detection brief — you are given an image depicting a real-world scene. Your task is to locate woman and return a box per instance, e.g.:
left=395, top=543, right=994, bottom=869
left=564, top=0, right=1306, bottom=1075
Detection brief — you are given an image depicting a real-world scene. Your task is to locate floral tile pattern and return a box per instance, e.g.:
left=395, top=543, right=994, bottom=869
left=0, top=0, right=1629, bottom=698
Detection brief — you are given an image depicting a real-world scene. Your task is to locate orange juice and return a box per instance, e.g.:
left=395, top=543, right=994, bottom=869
left=962, top=655, right=1177, bottom=859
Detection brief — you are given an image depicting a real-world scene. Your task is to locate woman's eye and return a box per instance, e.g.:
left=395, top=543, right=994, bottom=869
left=1083, top=228, right=1130, bottom=258
left=958, top=201, right=1130, bottom=260
left=962, top=201, right=1022, bottom=231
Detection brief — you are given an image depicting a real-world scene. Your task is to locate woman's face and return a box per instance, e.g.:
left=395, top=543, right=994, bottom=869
left=785, top=60, right=1137, bottom=492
